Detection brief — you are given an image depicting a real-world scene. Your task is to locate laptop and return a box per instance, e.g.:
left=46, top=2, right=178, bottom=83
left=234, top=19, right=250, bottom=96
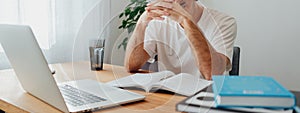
left=0, top=24, right=145, bottom=112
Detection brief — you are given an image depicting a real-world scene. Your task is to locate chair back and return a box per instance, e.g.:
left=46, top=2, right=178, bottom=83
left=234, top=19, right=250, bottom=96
left=229, top=46, right=240, bottom=76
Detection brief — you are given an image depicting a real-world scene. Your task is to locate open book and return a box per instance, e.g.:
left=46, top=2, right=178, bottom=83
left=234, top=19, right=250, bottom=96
left=106, top=71, right=212, bottom=96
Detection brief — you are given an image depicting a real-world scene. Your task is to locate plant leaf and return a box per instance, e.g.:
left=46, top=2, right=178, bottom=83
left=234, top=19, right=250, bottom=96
left=117, top=0, right=147, bottom=50
left=122, top=37, right=129, bottom=50
left=118, top=43, right=122, bottom=49
left=124, top=7, right=131, bottom=16
left=119, top=13, right=124, bottom=18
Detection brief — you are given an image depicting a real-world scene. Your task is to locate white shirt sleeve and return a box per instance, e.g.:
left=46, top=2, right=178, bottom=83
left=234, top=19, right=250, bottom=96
left=199, top=8, right=237, bottom=71
left=211, top=17, right=237, bottom=60
left=210, top=14, right=237, bottom=71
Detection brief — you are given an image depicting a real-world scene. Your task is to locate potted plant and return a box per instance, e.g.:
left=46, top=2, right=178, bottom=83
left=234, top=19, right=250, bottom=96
left=117, top=0, right=147, bottom=50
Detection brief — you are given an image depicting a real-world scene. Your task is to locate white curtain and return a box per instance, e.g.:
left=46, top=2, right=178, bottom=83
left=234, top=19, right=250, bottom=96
left=0, top=0, right=111, bottom=69
left=0, top=0, right=55, bottom=50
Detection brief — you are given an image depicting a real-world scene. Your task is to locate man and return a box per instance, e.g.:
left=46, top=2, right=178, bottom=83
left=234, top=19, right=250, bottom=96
left=124, top=0, right=237, bottom=80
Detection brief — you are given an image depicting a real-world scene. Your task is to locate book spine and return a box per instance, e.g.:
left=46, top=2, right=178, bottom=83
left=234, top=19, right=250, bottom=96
left=212, top=82, right=220, bottom=107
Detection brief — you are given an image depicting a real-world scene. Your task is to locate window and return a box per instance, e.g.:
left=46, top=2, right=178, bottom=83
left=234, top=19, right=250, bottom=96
left=0, top=0, right=112, bottom=69
left=0, top=0, right=55, bottom=52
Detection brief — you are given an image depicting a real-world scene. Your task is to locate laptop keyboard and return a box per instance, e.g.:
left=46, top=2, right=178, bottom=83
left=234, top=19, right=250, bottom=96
left=59, top=84, right=107, bottom=107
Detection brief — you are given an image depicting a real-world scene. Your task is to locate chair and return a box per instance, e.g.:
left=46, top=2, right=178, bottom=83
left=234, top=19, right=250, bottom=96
left=141, top=55, right=159, bottom=72
left=229, top=46, right=240, bottom=76
left=142, top=46, right=241, bottom=76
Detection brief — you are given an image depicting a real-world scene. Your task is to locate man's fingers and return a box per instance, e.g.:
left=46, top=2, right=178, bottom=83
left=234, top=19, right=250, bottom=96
left=206, top=76, right=212, bottom=80
left=147, top=0, right=174, bottom=6
left=146, top=6, right=169, bottom=17
left=148, top=1, right=173, bottom=9
left=154, top=2, right=173, bottom=9
left=153, top=17, right=165, bottom=20
left=148, top=1, right=186, bottom=17
left=147, top=10, right=168, bottom=19
left=145, top=6, right=165, bottom=11
left=164, top=0, right=174, bottom=2
left=202, top=74, right=212, bottom=80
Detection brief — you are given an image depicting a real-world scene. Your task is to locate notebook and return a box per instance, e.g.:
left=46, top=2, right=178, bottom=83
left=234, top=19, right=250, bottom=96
left=176, top=91, right=293, bottom=113
left=0, top=24, right=145, bottom=112
left=212, top=75, right=296, bottom=109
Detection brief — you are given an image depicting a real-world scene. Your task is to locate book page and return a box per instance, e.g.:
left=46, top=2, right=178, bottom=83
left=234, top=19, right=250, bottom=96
left=152, top=73, right=212, bottom=96
left=106, top=71, right=175, bottom=92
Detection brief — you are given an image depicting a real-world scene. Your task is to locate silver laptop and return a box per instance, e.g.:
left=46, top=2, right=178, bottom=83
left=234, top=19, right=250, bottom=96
left=0, top=24, right=145, bottom=113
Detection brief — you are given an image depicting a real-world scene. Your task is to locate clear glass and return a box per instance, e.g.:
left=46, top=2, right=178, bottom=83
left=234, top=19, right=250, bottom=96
left=89, top=39, right=105, bottom=70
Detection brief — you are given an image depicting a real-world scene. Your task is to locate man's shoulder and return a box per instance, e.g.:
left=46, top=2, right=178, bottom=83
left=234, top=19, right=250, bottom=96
left=204, top=8, right=236, bottom=22
left=205, top=8, right=236, bottom=24
left=205, top=8, right=231, bottom=17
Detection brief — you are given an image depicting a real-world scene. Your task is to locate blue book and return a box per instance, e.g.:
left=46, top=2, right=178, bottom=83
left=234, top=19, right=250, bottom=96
left=212, top=75, right=296, bottom=109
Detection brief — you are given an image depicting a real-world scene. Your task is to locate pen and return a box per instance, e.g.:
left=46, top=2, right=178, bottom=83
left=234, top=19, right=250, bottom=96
left=196, top=96, right=214, bottom=101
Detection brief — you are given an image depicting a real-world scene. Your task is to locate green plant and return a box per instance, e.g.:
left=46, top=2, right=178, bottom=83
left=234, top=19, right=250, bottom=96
left=118, top=0, right=147, bottom=50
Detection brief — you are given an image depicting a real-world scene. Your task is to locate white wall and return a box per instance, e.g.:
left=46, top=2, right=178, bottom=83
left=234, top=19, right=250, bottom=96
left=110, top=0, right=129, bottom=18
left=201, top=0, right=300, bottom=91
left=105, top=0, right=129, bottom=65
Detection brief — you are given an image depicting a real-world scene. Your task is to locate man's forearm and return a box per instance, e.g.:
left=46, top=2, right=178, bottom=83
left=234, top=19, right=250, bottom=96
left=124, top=21, right=150, bottom=72
left=180, top=18, right=227, bottom=79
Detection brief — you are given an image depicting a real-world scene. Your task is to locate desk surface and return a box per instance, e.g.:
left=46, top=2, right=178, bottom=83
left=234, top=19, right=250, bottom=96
left=0, top=62, right=186, bottom=113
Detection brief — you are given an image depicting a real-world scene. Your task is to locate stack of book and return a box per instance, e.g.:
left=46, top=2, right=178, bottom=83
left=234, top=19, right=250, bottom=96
left=176, top=75, right=297, bottom=113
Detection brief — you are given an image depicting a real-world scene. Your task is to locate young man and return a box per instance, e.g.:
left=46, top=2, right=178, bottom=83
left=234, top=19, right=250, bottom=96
left=124, top=0, right=237, bottom=80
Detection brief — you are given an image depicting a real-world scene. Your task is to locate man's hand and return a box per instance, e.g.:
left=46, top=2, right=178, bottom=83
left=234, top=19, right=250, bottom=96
left=138, top=0, right=170, bottom=25
left=146, top=0, right=194, bottom=25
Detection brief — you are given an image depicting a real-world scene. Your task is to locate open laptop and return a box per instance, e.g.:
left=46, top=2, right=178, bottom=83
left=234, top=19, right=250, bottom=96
left=0, top=24, right=145, bottom=112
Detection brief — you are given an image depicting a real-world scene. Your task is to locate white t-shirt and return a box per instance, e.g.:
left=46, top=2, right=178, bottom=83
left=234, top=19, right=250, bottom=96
left=144, top=7, right=237, bottom=78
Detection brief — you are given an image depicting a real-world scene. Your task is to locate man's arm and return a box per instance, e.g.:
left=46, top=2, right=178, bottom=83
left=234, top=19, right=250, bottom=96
left=124, top=2, right=172, bottom=72
left=180, top=18, right=230, bottom=80
left=124, top=16, right=150, bottom=72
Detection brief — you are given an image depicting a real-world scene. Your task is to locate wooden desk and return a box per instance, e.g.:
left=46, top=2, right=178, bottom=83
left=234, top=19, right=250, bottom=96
left=0, top=62, right=186, bottom=113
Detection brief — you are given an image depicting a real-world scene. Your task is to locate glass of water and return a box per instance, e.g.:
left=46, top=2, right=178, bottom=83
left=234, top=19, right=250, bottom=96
left=89, top=39, right=105, bottom=70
